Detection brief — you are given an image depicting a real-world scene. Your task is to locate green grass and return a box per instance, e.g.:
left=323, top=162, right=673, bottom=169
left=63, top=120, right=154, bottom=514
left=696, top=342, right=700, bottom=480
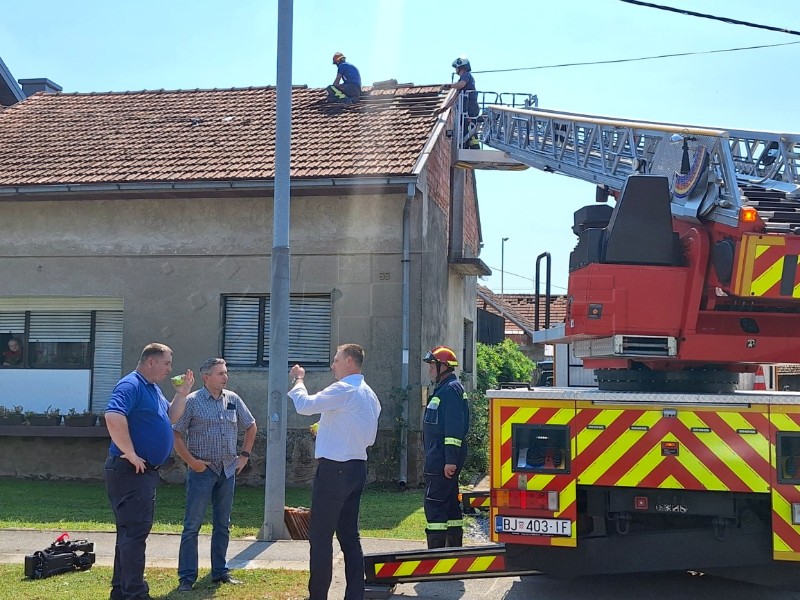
left=0, top=564, right=308, bottom=600
left=0, top=479, right=430, bottom=540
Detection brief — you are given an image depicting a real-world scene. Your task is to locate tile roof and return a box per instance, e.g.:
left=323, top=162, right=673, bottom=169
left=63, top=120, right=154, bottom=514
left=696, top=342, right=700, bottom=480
left=478, top=285, right=568, bottom=334
left=0, top=84, right=444, bottom=187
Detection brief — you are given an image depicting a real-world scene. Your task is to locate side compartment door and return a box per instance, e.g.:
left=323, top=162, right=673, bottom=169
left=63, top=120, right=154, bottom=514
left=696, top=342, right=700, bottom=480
left=490, top=397, right=577, bottom=548
left=771, top=406, right=800, bottom=561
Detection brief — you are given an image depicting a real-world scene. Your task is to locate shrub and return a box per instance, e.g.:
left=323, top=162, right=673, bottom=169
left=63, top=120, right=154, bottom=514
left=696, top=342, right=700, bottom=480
left=462, top=341, right=536, bottom=481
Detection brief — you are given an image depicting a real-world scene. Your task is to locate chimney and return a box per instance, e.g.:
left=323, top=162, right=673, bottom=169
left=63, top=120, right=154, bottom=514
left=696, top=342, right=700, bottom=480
left=17, top=78, right=62, bottom=97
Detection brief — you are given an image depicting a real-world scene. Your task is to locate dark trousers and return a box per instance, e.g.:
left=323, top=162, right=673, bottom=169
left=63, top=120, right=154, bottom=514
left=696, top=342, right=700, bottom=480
left=104, top=455, right=160, bottom=600
left=424, top=473, right=463, bottom=548
left=309, top=458, right=368, bottom=600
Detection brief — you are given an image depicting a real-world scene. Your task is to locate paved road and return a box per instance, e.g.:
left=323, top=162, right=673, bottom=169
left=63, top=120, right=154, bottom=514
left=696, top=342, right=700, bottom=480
left=384, top=572, right=800, bottom=599
left=5, top=529, right=800, bottom=599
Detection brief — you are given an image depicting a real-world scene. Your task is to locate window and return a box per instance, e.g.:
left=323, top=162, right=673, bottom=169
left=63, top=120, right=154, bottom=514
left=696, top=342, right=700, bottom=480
left=462, top=319, right=474, bottom=373
left=222, top=294, right=331, bottom=367
left=777, top=432, right=800, bottom=485
left=1, top=311, right=93, bottom=369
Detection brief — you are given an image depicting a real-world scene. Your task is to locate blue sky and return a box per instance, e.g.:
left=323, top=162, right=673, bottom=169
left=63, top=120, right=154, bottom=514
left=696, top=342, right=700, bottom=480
left=2, top=0, right=798, bottom=293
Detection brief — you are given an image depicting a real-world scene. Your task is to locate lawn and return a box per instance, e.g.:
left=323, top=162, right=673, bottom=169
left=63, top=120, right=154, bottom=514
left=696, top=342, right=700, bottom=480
left=0, top=564, right=307, bottom=600
left=0, top=479, right=431, bottom=539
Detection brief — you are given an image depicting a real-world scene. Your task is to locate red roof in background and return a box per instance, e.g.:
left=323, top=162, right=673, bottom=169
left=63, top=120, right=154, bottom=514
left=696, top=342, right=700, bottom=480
left=478, top=285, right=567, bottom=334
left=0, top=85, right=443, bottom=187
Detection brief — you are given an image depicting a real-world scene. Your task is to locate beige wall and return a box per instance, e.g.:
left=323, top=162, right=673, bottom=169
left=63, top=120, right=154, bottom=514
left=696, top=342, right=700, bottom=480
left=0, top=184, right=478, bottom=484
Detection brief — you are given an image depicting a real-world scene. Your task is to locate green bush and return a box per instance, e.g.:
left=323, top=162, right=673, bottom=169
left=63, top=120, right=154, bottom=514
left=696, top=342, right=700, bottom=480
left=462, top=340, right=536, bottom=481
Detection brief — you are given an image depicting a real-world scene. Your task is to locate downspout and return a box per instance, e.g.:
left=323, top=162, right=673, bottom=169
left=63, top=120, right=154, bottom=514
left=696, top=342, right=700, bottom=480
left=399, top=181, right=415, bottom=490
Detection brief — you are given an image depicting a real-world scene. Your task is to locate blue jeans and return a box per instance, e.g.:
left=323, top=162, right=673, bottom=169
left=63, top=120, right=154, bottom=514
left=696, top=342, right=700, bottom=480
left=104, top=455, right=160, bottom=600
left=177, top=467, right=235, bottom=584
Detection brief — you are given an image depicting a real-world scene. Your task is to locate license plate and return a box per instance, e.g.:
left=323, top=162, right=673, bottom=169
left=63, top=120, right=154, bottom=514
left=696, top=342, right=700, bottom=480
left=495, top=515, right=572, bottom=537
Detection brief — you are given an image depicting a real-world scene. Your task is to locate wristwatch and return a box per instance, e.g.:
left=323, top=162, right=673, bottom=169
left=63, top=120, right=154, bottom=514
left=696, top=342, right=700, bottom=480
left=240, top=450, right=251, bottom=458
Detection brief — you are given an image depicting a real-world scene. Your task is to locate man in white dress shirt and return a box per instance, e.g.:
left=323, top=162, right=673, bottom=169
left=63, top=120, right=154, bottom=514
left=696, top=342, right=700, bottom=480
left=288, top=343, right=381, bottom=600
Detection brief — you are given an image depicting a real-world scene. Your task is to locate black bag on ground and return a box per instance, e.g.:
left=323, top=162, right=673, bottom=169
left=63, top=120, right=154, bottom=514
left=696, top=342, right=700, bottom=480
left=24, top=535, right=95, bottom=579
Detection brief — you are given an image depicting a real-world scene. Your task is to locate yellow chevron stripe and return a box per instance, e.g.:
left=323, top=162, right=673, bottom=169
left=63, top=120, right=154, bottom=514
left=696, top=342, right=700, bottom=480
left=660, top=474, right=682, bottom=488
left=551, top=537, right=574, bottom=547
left=714, top=412, right=770, bottom=491
left=430, top=558, right=458, bottom=574
left=392, top=560, right=421, bottom=576
left=751, top=257, right=784, bottom=297
left=468, top=556, right=497, bottom=572
left=580, top=411, right=661, bottom=484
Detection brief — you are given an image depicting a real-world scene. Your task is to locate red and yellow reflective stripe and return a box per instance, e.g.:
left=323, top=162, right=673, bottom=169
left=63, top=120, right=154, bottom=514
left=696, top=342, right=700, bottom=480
left=373, top=554, right=506, bottom=578
left=734, top=233, right=800, bottom=298
left=575, top=405, right=770, bottom=492
left=770, top=408, right=800, bottom=560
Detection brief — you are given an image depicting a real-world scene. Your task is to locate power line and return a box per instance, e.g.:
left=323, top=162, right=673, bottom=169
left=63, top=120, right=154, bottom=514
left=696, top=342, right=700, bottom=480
left=485, top=266, right=568, bottom=293
left=472, top=40, right=799, bottom=75
left=618, top=0, right=800, bottom=36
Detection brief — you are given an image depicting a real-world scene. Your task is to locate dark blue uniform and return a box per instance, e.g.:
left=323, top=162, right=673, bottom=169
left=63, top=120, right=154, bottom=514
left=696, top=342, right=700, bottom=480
left=422, top=373, right=469, bottom=548
left=327, top=60, right=362, bottom=104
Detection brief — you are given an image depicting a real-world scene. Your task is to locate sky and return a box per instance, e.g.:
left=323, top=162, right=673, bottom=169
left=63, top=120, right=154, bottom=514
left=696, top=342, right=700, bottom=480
left=1, top=0, right=799, bottom=293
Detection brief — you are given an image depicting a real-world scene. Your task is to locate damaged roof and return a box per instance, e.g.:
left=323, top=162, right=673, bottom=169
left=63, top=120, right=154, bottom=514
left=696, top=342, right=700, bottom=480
left=0, top=84, right=444, bottom=187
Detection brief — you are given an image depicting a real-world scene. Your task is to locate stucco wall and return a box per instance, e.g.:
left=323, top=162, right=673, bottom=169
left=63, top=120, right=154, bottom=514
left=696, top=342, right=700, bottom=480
left=0, top=184, right=472, bottom=485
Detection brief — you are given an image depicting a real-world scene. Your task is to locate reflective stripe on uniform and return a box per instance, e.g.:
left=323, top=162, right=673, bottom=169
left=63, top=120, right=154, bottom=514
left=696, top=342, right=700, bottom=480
left=426, top=521, right=448, bottom=530
left=444, top=437, right=462, bottom=446
left=447, top=519, right=464, bottom=528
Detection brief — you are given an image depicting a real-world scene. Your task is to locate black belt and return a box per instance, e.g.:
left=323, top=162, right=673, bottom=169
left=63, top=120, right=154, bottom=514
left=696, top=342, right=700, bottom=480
left=318, top=457, right=366, bottom=464
left=109, top=455, right=161, bottom=471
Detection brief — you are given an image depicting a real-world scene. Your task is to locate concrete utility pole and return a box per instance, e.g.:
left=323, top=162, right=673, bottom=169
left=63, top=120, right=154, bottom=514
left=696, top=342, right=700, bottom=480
left=260, top=0, right=293, bottom=541
left=501, top=237, right=509, bottom=309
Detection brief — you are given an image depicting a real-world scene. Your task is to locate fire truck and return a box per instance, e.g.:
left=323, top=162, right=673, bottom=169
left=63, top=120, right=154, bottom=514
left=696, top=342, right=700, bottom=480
left=365, top=95, right=800, bottom=591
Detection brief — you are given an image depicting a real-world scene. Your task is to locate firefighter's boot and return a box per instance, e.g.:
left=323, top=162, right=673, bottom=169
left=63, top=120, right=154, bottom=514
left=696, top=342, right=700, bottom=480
left=426, top=530, right=447, bottom=549
left=446, top=527, right=463, bottom=548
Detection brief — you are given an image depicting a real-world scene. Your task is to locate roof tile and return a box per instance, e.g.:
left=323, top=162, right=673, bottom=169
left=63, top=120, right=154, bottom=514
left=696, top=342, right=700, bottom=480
left=0, top=85, right=444, bottom=187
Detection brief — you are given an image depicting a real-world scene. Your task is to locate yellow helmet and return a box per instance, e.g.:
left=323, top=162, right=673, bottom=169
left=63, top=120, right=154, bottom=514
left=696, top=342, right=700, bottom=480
left=332, top=52, right=346, bottom=65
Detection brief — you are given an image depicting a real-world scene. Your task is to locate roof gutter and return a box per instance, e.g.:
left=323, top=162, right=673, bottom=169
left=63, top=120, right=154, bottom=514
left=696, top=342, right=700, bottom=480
left=411, top=99, right=450, bottom=176
left=0, top=176, right=419, bottom=197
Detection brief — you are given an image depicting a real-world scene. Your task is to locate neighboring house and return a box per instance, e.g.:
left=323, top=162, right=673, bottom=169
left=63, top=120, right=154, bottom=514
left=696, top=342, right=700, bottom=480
left=477, top=285, right=566, bottom=354
left=0, top=81, right=488, bottom=485
left=0, top=57, right=24, bottom=107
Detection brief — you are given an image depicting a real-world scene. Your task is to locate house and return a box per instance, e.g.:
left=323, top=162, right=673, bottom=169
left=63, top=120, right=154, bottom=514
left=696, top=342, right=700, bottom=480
left=477, top=285, right=567, bottom=361
left=0, top=79, right=489, bottom=485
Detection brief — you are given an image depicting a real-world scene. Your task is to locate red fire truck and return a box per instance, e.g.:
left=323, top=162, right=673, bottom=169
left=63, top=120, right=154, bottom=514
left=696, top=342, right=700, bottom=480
left=366, top=97, right=800, bottom=591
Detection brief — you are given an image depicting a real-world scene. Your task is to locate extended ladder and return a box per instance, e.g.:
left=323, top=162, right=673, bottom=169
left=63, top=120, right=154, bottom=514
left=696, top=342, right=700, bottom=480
left=473, top=102, right=800, bottom=231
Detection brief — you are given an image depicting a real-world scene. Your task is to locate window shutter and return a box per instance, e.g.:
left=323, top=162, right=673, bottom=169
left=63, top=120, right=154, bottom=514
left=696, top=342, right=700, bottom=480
left=289, top=296, right=331, bottom=365
left=28, top=312, right=91, bottom=342
left=262, top=295, right=331, bottom=366
left=223, top=297, right=261, bottom=365
left=92, top=311, right=124, bottom=412
left=0, top=312, right=25, bottom=333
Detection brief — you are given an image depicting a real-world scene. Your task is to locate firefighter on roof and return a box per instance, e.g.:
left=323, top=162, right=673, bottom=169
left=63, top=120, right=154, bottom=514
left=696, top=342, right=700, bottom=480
left=422, top=346, right=470, bottom=549
left=327, top=52, right=362, bottom=104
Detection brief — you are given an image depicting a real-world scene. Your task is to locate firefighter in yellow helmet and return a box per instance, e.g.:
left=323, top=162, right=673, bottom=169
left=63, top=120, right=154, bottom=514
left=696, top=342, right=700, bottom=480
left=422, top=346, right=470, bottom=549
left=327, top=52, right=362, bottom=105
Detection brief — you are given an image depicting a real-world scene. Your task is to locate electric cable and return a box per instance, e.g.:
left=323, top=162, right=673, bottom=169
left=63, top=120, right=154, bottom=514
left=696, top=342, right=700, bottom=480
left=617, top=0, right=800, bottom=36
left=472, top=40, right=799, bottom=75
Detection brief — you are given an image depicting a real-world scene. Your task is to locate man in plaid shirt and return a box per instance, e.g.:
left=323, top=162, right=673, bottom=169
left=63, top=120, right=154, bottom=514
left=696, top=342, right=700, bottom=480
left=172, top=358, right=256, bottom=592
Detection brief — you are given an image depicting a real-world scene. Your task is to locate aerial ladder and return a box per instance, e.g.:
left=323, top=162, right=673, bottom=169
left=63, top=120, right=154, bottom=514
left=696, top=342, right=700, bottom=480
left=462, top=96, right=800, bottom=390
left=364, top=96, right=800, bottom=596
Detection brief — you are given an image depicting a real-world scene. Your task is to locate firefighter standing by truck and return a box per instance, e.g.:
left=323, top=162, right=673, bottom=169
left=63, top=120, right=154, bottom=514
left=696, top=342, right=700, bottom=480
left=422, top=346, right=470, bottom=549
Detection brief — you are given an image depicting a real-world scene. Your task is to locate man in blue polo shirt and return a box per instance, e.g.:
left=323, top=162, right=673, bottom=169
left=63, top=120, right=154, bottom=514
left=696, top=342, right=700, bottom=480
left=328, top=52, right=362, bottom=104
left=104, top=342, right=194, bottom=600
